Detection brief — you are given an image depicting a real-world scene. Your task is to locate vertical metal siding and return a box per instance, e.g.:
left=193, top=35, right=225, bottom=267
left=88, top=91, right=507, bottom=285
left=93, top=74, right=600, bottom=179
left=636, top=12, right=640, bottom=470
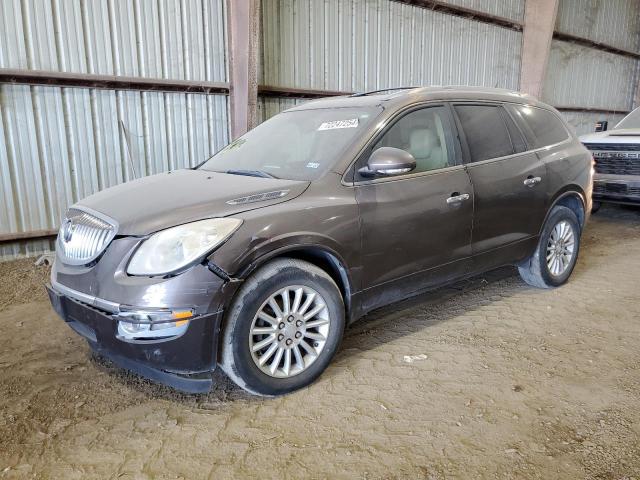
left=0, top=239, right=55, bottom=261
left=1, top=85, right=228, bottom=260
left=543, top=40, right=638, bottom=111
left=0, top=0, right=229, bottom=260
left=555, top=0, right=640, bottom=54
left=259, top=97, right=308, bottom=121
left=547, top=3, right=640, bottom=136
left=261, top=0, right=523, bottom=92
left=560, top=111, right=626, bottom=137
left=0, top=0, right=227, bottom=81
left=443, top=0, right=525, bottom=22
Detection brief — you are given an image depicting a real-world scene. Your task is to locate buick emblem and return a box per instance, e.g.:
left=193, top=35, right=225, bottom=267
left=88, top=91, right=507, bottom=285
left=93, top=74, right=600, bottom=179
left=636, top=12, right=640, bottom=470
left=62, top=218, right=74, bottom=243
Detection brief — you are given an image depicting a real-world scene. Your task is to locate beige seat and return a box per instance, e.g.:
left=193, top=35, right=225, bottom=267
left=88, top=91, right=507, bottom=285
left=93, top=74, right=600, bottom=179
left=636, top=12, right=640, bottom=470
left=409, top=129, right=446, bottom=172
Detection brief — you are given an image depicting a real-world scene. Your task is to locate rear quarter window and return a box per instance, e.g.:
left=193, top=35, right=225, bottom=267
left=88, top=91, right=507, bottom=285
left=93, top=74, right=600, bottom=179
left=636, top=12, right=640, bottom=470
left=508, top=105, right=570, bottom=148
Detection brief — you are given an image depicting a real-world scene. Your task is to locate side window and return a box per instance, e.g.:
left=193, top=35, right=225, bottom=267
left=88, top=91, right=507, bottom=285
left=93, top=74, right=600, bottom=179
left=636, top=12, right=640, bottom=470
left=501, top=107, right=527, bottom=153
left=454, top=105, right=515, bottom=162
left=369, top=106, right=454, bottom=174
left=508, top=105, right=570, bottom=148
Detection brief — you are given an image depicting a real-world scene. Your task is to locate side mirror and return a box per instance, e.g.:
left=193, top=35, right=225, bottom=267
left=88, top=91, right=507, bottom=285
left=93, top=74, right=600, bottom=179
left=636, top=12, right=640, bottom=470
left=595, top=121, right=608, bottom=132
left=359, top=147, right=416, bottom=177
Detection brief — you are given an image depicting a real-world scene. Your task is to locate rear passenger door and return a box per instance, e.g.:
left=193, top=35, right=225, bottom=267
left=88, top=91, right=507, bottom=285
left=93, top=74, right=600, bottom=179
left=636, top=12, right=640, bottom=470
left=452, top=102, right=548, bottom=269
left=506, top=104, right=575, bottom=210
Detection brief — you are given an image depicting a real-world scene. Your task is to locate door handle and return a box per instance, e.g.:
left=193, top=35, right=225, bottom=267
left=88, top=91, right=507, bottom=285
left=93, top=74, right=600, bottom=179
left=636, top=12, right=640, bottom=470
left=523, top=176, right=542, bottom=187
left=446, top=193, right=470, bottom=205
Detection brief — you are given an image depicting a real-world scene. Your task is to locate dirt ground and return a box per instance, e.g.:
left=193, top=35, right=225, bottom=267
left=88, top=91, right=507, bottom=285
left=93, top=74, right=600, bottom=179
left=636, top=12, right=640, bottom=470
left=1, top=205, right=639, bottom=480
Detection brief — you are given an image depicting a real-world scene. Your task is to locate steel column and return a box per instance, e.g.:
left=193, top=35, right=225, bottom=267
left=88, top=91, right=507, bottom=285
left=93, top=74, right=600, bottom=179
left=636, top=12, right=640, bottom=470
left=520, top=0, right=559, bottom=98
left=226, top=0, right=260, bottom=140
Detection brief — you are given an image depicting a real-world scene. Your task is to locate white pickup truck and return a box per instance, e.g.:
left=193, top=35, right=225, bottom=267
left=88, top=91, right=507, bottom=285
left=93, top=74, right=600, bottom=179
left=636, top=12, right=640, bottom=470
left=580, top=107, right=640, bottom=212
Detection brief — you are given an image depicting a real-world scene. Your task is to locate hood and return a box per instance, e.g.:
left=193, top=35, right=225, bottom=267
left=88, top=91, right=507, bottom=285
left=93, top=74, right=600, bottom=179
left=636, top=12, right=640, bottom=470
left=580, top=128, right=640, bottom=144
left=77, top=169, right=309, bottom=235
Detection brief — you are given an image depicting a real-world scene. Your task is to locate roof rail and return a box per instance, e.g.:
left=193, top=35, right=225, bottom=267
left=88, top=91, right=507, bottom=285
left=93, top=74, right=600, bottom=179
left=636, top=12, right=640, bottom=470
left=349, top=86, right=421, bottom=97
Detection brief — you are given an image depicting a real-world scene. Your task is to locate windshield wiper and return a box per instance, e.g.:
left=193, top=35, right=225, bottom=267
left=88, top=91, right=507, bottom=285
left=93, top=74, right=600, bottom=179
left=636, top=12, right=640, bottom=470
left=225, top=169, right=277, bottom=179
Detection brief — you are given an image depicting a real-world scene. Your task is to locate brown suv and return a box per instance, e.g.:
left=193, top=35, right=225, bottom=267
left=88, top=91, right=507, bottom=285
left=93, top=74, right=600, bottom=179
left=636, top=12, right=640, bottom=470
left=47, top=87, right=592, bottom=396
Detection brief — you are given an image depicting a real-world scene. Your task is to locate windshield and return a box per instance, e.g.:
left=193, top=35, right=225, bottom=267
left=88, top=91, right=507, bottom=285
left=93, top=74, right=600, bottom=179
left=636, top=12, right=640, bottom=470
left=615, top=106, right=640, bottom=129
left=199, top=106, right=382, bottom=181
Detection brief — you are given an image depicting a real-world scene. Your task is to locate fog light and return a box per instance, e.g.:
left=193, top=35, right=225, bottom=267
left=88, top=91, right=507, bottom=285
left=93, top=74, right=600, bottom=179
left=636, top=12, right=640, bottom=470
left=119, top=321, right=152, bottom=336
left=116, top=308, right=193, bottom=340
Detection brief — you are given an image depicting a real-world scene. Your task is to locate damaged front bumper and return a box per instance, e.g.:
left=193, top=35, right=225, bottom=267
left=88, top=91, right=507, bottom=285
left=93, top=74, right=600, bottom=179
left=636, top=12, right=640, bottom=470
left=46, top=283, right=224, bottom=393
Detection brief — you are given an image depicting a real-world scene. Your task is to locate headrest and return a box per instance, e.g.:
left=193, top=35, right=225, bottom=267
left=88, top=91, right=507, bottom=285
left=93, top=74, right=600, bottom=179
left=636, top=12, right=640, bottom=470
left=409, top=129, right=439, bottom=158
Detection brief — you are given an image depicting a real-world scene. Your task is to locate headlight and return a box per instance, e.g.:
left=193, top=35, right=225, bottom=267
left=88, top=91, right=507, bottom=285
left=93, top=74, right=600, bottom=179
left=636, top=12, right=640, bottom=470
left=127, top=218, right=242, bottom=276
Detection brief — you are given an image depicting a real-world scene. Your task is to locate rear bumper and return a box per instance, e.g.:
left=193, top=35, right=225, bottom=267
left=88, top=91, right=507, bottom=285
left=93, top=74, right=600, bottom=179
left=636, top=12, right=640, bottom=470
left=593, top=174, right=640, bottom=205
left=46, top=284, right=223, bottom=393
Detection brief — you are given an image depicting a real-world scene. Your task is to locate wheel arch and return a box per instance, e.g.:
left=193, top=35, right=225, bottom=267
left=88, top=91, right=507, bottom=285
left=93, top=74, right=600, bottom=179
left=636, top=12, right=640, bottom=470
left=541, top=187, right=587, bottom=233
left=216, top=245, right=353, bottom=364
left=224, top=243, right=353, bottom=317
left=260, top=246, right=352, bottom=314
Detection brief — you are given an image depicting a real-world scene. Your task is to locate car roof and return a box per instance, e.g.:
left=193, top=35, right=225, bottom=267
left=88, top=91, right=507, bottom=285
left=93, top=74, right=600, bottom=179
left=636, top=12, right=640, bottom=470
left=287, top=86, right=545, bottom=112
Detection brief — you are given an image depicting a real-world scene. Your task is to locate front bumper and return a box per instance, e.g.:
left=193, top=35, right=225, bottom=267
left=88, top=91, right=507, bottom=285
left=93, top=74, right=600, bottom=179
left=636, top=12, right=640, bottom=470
left=593, top=174, right=640, bottom=205
left=46, top=284, right=224, bottom=393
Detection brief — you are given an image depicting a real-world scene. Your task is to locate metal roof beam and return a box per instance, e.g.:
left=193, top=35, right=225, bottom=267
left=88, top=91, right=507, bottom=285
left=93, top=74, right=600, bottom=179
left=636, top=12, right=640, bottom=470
left=0, top=69, right=230, bottom=94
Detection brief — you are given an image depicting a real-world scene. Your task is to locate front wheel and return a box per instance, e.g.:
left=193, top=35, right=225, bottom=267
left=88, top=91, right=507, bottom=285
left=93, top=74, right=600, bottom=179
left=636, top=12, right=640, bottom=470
left=518, top=206, right=581, bottom=288
left=220, top=258, right=345, bottom=396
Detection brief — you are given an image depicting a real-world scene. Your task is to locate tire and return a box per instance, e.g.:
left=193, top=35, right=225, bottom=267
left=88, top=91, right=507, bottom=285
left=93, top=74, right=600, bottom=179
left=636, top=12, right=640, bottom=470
left=220, top=258, right=345, bottom=396
left=591, top=201, right=601, bottom=214
left=518, top=206, right=581, bottom=289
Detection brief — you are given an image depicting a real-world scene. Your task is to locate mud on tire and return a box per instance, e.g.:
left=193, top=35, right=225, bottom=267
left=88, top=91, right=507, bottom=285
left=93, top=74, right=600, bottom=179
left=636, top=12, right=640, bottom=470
left=518, top=205, right=581, bottom=289
left=219, top=258, right=345, bottom=396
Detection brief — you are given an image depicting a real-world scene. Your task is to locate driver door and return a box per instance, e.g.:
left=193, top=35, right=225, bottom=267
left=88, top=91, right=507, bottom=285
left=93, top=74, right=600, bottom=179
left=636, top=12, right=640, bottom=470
left=353, top=104, right=474, bottom=313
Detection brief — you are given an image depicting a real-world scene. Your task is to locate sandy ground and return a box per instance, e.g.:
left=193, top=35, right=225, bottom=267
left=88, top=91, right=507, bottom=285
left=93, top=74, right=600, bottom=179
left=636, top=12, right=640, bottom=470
left=1, top=205, right=639, bottom=479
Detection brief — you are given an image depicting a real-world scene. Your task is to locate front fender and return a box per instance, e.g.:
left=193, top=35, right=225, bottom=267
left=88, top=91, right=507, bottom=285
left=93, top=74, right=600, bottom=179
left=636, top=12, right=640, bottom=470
left=229, top=233, right=350, bottom=279
left=210, top=235, right=356, bottom=323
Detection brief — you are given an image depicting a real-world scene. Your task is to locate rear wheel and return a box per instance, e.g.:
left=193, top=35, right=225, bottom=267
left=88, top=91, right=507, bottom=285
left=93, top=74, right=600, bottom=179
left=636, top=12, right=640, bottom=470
left=220, top=258, right=345, bottom=396
left=518, top=206, right=581, bottom=288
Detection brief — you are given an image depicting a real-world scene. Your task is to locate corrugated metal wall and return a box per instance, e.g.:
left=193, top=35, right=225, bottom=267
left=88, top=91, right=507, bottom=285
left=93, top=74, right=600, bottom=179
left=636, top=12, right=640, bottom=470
left=259, top=97, right=307, bottom=122
left=0, top=0, right=229, bottom=260
left=260, top=0, right=523, bottom=118
left=545, top=0, right=640, bottom=136
left=444, top=0, right=524, bottom=22
left=543, top=41, right=638, bottom=111
left=555, top=0, right=640, bottom=54
left=561, top=110, right=626, bottom=137
left=0, top=0, right=227, bottom=81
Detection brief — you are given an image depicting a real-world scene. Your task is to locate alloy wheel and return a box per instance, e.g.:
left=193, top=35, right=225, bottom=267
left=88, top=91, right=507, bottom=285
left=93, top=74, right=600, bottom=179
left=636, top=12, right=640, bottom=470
left=546, top=220, right=575, bottom=276
left=249, top=285, right=331, bottom=378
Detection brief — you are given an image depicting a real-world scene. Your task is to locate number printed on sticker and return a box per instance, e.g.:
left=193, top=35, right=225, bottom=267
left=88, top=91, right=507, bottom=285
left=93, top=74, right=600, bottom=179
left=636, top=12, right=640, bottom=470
left=318, top=118, right=359, bottom=131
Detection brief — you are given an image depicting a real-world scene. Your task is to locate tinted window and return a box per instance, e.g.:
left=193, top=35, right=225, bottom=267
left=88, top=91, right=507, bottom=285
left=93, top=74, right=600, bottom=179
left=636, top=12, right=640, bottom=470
left=369, top=106, right=454, bottom=174
left=502, top=109, right=527, bottom=153
left=509, top=105, right=569, bottom=148
left=455, top=105, right=514, bottom=162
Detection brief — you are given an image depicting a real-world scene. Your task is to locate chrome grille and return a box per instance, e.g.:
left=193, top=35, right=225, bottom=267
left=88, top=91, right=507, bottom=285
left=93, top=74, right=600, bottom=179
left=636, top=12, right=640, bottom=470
left=593, top=183, right=640, bottom=197
left=593, top=156, right=640, bottom=175
left=586, top=143, right=640, bottom=151
left=585, top=143, right=640, bottom=175
left=57, top=209, right=117, bottom=265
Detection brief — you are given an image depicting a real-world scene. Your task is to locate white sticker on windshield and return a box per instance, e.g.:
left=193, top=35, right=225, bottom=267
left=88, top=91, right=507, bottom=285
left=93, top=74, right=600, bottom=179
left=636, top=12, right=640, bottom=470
left=306, top=162, right=320, bottom=169
left=318, top=118, right=359, bottom=131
